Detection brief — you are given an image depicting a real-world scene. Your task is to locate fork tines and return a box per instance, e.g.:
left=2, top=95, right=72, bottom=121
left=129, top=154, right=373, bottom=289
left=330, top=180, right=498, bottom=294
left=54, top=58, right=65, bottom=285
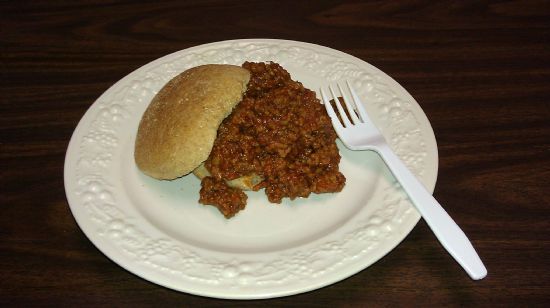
left=320, top=81, right=369, bottom=128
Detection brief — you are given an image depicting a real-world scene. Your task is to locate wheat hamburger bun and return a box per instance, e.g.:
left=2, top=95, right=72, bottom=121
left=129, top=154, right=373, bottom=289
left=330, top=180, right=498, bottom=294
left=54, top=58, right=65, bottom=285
left=134, top=64, right=250, bottom=180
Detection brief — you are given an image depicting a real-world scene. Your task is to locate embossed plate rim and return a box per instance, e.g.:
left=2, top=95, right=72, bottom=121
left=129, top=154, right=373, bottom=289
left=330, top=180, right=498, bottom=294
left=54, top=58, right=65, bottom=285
left=64, top=38, right=438, bottom=299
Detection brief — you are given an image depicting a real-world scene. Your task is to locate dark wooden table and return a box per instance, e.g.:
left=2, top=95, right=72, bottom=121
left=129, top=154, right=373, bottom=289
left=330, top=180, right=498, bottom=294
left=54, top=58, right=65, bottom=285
left=2, top=0, right=549, bottom=306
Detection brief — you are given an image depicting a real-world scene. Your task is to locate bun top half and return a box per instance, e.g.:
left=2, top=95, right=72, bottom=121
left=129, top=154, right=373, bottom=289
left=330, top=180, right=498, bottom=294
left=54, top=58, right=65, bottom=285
left=134, top=64, right=250, bottom=180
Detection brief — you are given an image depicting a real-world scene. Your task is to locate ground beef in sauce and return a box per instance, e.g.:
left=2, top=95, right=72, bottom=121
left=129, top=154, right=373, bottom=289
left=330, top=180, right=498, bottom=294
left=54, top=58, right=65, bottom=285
left=199, top=61, right=346, bottom=217
left=199, top=177, right=247, bottom=218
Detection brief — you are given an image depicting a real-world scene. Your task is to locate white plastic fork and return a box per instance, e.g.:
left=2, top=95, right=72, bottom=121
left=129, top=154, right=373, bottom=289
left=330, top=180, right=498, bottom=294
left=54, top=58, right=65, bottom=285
left=320, top=81, right=487, bottom=280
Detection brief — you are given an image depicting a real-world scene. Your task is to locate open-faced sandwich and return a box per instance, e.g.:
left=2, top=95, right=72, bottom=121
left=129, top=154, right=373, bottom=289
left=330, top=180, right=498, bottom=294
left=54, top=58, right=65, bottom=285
left=135, top=62, right=345, bottom=218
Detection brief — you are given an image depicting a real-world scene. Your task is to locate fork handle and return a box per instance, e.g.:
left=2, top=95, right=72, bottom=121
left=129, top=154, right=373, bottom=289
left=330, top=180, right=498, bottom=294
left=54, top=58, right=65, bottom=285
left=371, top=143, right=487, bottom=280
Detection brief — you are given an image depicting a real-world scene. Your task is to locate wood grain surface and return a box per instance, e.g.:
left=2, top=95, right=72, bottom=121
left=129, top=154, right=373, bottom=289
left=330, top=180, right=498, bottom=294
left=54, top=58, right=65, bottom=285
left=1, top=0, right=549, bottom=306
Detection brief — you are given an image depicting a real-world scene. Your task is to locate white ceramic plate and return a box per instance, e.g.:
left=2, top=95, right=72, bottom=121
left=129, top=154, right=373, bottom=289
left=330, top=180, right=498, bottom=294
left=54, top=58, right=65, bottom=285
left=64, top=39, right=438, bottom=299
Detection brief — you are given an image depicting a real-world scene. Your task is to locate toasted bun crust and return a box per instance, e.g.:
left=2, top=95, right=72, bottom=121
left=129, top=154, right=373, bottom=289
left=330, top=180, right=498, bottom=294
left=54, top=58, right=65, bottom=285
left=134, top=64, right=250, bottom=179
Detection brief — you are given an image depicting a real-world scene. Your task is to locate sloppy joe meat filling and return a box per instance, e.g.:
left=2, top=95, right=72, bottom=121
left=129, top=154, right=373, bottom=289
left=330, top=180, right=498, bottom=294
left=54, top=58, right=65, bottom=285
left=199, top=177, right=247, bottom=218
left=199, top=61, right=346, bottom=217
